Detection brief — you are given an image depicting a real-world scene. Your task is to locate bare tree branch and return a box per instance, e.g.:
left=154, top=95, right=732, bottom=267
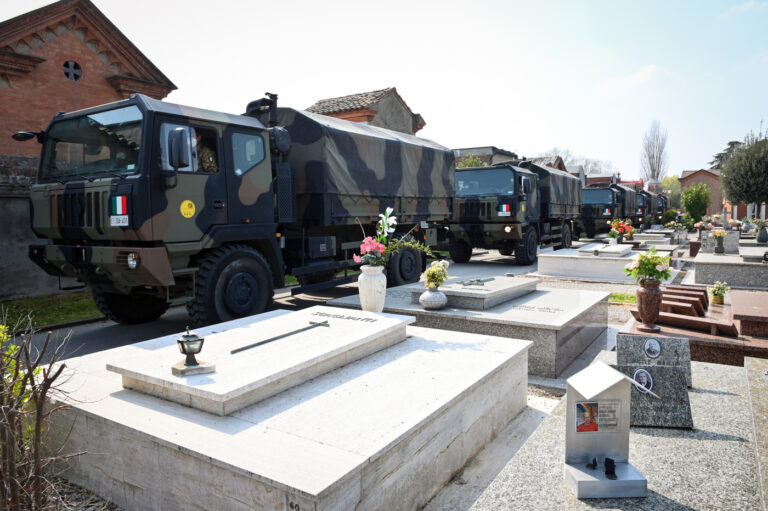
left=641, top=120, right=669, bottom=181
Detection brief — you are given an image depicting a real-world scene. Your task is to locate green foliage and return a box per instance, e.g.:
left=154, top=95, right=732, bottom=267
left=681, top=183, right=710, bottom=221
left=622, top=246, right=672, bottom=282
left=354, top=208, right=432, bottom=266
left=423, top=260, right=449, bottom=289
left=681, top=213, right=696, bottom=231
left=661, top=209, right=678, bottom=224
left=457, top=153, right=486, bottom=169
left=720, top=138, right=768, bottom=206
left=608, top=293, right=637, bottom=304
left=0, top=291, right=100, bottom=328
left=661, top=175, right=681, bottom=208
left=710, top=281, right=729, bottom=297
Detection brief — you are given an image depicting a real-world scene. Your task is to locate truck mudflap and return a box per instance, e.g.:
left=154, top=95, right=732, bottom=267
left=29, top=244, right=174, bottom=288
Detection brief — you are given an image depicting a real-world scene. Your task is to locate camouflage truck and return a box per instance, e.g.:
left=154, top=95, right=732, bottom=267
left=656, top=194, right=669, bottom=221
left=577, top=183, right=638, bottom=238
left=445, top=160, right=581, bottom=265
left=16, top=93, right=454, bottom=325
left=636, top=190, right=658, bottom=226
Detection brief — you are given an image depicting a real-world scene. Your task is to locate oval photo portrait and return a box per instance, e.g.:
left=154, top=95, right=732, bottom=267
left=633, top=368, right=653, bottom=393
left=644, top=338, right=661, bottom=359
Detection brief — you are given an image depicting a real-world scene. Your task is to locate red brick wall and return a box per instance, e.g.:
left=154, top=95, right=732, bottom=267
left=0, top=27, right=130, bottom=174
left=680, top=172, right=722, bottom=217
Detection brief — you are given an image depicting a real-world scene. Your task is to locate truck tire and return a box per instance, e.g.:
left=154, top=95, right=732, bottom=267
left=387, top=246, right=422, bottom=287
left=303, top=270, right=337, bottom=285
left=559, top=223, right=572, bottom=249
left=585, top=226, right=596, bottom=239
left=92, top=289, right=168, bottom=324
left=515, top=227, right=538, bottom=265
left=448, top=239, right=472, bottom=263
left=188, top=245, right=273, bottom=326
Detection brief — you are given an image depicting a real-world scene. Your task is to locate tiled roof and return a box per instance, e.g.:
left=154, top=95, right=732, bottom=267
left=680, top=168, right=720, bottom=180
left=306, top=88, right=395, bottom=114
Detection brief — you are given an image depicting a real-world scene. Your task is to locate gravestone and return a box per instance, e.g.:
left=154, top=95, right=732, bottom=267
left=577, top=244, right=633, bottom=257
left=701, top=231, right=739, bottom=254
left=564, top=361, right=647, bottom=499
left=616, top=333, right=691, bottom=387
left=406, top=276, right=538, bottom=310
left=611, top=364, right=693, bottom=428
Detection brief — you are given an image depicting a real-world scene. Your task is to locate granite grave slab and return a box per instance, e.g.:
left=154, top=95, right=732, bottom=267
left=694, top=252, right=768, bottom=289
left=739, top=246, right=768, bottom=263
left=577, top=243, right=633, bottom=257
left=611, top=364, right=693, bottom=428
left=701, top=230, right=740, bottom=254
left=536, top=247, right=677, bottom=284
left=406, top=276, right=538, bottom=310
left=616, top=333, right=692, bottom=386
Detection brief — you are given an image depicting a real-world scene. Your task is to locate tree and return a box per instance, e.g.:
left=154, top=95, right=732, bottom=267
left=709, top=140, right=742, bottom=169
left=640, top=120, right=669, bottom=181
left=680, top=183, right=711, bottom=221
left=537, top=148, right=615, bottom=175
left=720, top=138, right=768, bottom=206
left=661, top=175, right=682, bottom=208
left=457, top=153, right=486, bottom=168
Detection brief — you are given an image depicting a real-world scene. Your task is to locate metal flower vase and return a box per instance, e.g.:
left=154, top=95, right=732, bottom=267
left=358, top=265, right=387, bottom=313
left=419, top=287, right=447, bottom=310
left=714, top=237, right=725, bottom=254
left=636, top=279, right=662, bottom=333
left=758, top=227, right=768, bottom=243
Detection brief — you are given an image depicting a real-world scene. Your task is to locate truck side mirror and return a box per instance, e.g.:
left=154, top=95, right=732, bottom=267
left=523, top=179, right=532, bottom=194
left=168, top=128, right=190, bottom=170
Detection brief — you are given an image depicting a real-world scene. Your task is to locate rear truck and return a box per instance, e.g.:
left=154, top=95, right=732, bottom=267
left=656, top=194, right=668, bottom=221
left=637, top=190, right=658, bottom=227
left=577, top=183, right=638, bottom=238
left=444, top=160, right=581, bottom=265
left=17, top=93, right=454, bottom=326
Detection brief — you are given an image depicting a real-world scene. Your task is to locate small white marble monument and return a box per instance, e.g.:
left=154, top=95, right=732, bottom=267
left=564, top=361, right=647, bottom=499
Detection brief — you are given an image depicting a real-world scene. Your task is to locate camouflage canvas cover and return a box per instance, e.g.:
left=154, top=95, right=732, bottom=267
left=525, top=163, right=581, bottom=219
left=613, top=184, right=637, bottom=217
left=273, top=108, right=455, bottom=226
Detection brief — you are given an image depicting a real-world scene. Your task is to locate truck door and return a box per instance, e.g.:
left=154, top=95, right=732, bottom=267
left=152, top=120, right=228, bottom=243
left=521, top=175, right=539, bottom=221
left=223, top=127, right=274, bottom=226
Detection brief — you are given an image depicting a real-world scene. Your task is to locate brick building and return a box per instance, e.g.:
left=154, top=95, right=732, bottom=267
left=678, top=169, right=726, bottom=217
left=306, top=87, right=425, bottom=135
left=0, top=0, right=175, bottom=187
left=0, top=0, right=174, bottom=300
left=453, top=146, right=518, bottom=167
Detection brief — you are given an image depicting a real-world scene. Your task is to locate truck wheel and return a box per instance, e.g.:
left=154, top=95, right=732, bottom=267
left=448, top=239, right=472, bottom=263
left=559, top=223, right=572, bottom=249
left=498, top=246, right=514, bottom=256
left=304, top=270, right=337, bottom=285
left=92, top=289, right=168, bottom=324
left=188, top=245, right=273, bottom=326
left=515, top=227, right=538, bottom=265
left=387, top=246, right=422, bottom=287
left=585, top=226, right=596, bottom=239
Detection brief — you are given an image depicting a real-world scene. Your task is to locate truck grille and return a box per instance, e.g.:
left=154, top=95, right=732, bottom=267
left=53, top=191, right=106, bottom=232
left=460, top=202, right=490, bottom=218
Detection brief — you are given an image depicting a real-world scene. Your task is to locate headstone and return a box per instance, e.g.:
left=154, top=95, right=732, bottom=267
left=564, top=362, right=647, bottom=499
left=611, top=364, right=693, bottom=428
left=701, top=231, right=739, bottom=254
left=577, top=243, right=633, bottom=257
left=616, top=333, right=692, bottom=387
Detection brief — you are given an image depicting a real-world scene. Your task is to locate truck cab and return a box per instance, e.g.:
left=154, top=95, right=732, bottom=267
left=578, top=186, right=619, bottom=238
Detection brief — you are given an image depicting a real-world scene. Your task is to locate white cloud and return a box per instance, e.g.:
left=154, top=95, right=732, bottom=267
left=597, top=65, right=683, bottom=99
left=719, top=1, right=768, bottom=18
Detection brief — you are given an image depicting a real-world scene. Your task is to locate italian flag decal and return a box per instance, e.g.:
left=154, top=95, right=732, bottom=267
left=112, top=196, right=127, bottom=215
left=499, top=204, right=510, bottom=213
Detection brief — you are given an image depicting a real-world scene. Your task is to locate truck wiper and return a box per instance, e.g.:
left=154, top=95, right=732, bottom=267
left=93, top=170, right=127, bottom=180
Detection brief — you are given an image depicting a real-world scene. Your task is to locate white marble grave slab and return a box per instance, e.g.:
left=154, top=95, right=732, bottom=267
left=740, top=246, right=768, bottom=263
left=577, top=243, right=633, bottom=257
left=107, top=306, right=414, bottom=415
left=537, top=248, right=678, bottom=283
left=406, top=276, right=538, bottom=310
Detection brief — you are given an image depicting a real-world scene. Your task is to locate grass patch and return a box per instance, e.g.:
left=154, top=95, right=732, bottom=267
left=609, top=292, right=636, bottom=304
left=0, top=290, right=101, bottom=329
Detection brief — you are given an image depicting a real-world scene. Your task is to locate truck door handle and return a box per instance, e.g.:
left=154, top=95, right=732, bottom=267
left=213, top=200, right=225, bottom=209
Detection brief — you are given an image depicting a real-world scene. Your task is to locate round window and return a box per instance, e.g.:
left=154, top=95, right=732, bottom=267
left=63, top=61, right=82, bottom=81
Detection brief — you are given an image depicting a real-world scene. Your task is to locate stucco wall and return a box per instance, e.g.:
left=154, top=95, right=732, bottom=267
left=369, top=93, right=414, bottom=134
left=0, top=195, right=79, bottom=300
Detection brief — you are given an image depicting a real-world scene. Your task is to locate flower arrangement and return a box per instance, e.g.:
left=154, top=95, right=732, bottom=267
left=728, top=219, right=741, bottom=228
left=754, top=219, right=768, bottom=229
left=352, top=207, right=431, bottom=266
left=711, top=214, right=723, bottom=225
left=607, top=219, right=633, bottom=239
left=423, top=260, right=449, bottom=289
left=623, top=246, right=671, bottom=282
left=741, top=217, right=752, bottom=224
left=711, top=229, right=727, bottom=238
left=693, top=221, right=704, bottom=230
left=710, top=281, right=729, bottom=297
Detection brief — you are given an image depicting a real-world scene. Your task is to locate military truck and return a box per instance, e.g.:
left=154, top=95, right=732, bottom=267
left=445, top=161, right=581, bottom=265
left=16, top=93, right=454, bottom=325
left=636, top=190, right=658, bottom=226
left=577, top=183, right=638, bottom=238
left=656, top=194, right=669, bottom=221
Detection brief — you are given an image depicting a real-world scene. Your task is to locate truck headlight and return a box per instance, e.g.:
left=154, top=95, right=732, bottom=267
left=126, top=252, right=140, bottom=270
left=504, top=226, right=512, bottom=233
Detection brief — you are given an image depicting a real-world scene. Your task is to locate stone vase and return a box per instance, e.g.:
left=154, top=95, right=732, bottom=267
left=618, top=234, right=624, bottom=244
left=714, top=236, right=725, bottom=254
left=636, top=279, right=662, bottom=333
left=608, top=237, right=617, bottom=245
left=758, top=227, right=768, bottom=243
left=419, top=287, right=447, bottom=310
left=358, top=265, right=386, bottom=313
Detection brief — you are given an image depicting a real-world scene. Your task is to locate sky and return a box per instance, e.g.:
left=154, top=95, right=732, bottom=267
left=2, top=0, right=767, bottom=180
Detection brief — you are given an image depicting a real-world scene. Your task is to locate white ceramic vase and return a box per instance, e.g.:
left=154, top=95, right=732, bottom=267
left=419, top=287, right=447, bottom=310
left=358, top=265, right=387, bottom=312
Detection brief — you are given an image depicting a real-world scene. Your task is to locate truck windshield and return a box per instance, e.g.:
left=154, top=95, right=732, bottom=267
left=456, top=168, right=515, bottom=196
left=39, top=105, right=143, bottom=181
left=637, top=195, right=645, bottom=206
left=582, top=189, right=614, bottom=204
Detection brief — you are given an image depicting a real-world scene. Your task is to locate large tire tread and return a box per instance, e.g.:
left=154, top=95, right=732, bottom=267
left=92, top=288, right=168, bottom=325
left=448, top=239, right=472, bottom=264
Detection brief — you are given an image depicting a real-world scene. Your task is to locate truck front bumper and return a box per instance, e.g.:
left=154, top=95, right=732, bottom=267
left=448, top=223, right=523, bottom=247
left=29, top=245, right=174, bottom=288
